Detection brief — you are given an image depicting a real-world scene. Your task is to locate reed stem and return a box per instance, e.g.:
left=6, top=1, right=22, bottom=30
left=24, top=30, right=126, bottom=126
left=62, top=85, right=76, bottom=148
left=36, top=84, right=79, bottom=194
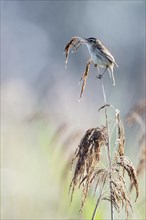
left=102, top=83, right=114, bottom=220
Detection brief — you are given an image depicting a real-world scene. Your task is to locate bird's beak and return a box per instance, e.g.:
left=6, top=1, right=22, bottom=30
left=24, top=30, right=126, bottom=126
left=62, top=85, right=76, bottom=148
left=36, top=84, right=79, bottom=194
left=83, top=38, right=88, bottom=42
left=81, top=38, right=88, bottom=44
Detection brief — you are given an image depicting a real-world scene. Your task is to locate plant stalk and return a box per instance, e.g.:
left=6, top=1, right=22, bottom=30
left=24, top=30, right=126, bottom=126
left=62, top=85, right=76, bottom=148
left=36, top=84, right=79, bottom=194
left=91, top=178, right=105, bottom=220
left=102, top=83, right=114, bottom=220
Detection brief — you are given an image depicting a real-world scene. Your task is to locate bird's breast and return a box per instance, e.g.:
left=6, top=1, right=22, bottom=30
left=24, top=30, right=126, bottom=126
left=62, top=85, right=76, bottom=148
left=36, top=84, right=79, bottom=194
left=87, top=44, right=110, bottom=67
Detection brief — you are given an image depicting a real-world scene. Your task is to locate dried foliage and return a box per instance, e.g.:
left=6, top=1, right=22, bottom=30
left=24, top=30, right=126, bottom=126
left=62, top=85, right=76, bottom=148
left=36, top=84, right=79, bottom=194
left=70, top=130, right=139, bottom=218
left=64, top=36, right=93, bottom=99
left=69, top=126, right=108, bottom=211
left=116, top=110, right=125, bottom=157
left=79, top=59, right=92, bottom=98
left=69, top=105, right=139, bottom=218
left=64, top=36, right=85, bottom=67
left=99, top=107, right=126, bottom=157
left=101, top=154, right=139, bottom=218
left=98, top=104, right=111, bottom=112
left=116, top=156, right=139, bottom=202
left=110, top=172, right=133, bottom=218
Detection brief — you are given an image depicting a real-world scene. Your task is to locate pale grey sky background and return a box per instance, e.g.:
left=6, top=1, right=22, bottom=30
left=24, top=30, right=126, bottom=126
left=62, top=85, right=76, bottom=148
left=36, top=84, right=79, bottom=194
left=1, top=1, right=145, bottom=219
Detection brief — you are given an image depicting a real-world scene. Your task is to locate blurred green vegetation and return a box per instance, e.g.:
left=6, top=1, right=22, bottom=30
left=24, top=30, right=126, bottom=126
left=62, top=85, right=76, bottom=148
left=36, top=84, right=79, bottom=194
left=1, top=108, right=145, bottom=219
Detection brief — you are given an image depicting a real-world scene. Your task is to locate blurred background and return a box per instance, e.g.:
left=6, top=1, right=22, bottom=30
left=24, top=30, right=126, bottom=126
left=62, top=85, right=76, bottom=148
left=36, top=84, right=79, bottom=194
left=1, top=1, right=145, bottom=219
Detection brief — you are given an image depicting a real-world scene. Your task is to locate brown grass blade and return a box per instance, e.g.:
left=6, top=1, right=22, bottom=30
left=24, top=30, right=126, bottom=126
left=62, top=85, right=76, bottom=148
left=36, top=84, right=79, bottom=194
left=80, top=59, right=92, bottom=99
left=116, top=110, right=125, bottom=156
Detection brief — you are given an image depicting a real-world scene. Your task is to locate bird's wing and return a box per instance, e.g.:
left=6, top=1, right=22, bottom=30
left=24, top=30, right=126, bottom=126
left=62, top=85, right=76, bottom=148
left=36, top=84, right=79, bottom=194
left=96, top=43, right=118, bottom=67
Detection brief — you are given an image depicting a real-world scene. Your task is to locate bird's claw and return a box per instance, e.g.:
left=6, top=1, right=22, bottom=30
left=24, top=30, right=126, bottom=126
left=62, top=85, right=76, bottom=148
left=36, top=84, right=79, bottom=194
left=96, top=74, right=103, bottom=79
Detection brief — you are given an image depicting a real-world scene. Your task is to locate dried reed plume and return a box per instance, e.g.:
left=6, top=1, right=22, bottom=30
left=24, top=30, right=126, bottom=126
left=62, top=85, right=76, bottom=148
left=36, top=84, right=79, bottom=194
left=79, top=59, right=92, bottom=98
left=69, top=126, right=108, bottom=211
left=69, top=108, right=139, bottom=219
left=116, top=110, right=125, bottom=156
left=64, top=36, right=91, bottom=98
left=115, top=156, right=139, bottom=202
left=109, top=169, right=133, bottom=218
left=64, top=36, right=85, bottom=67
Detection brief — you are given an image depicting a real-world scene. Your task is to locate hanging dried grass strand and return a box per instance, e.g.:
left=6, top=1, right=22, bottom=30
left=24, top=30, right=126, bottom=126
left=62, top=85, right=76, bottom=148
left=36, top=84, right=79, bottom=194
left=80, top=59, right=92, bottom=98
left=64, top=37, right=79, bottom=66
left=130, top=146, right=146, bottom=192
left=116, top=110, right=125, bottom=156
left=117, top=156, right=139, bottom=202
left=64, top=36, right=85, bottom=67
left=102, top=166, right=134, bottom=218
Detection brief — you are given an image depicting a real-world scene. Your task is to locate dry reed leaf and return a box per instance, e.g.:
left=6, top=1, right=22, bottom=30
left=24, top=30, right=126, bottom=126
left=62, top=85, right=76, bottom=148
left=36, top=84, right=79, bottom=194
left=130, top=146, right=146, bottom=192
left=64, top=36, right=85, bottom=67
left=102, top=166, right=133, bottom=218
left=116, top=110, right=125, bottom=156
left=69, top=126, right=108, bottom=211
left=119, top=172, right=133, bottom=217
left=117, top=156, right=139, bottom=202
left=98, top=104, right=111, bottom=112
left=64, top=36, right=91, bottom=99
left=65, top=36, right=93, bottom=99
left=80, top=59, right=92, bottom=98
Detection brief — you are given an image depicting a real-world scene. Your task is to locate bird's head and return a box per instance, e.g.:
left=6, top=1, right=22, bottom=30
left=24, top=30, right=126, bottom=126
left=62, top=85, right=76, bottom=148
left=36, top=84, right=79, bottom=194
left=84, top=37, right=97, bottom=45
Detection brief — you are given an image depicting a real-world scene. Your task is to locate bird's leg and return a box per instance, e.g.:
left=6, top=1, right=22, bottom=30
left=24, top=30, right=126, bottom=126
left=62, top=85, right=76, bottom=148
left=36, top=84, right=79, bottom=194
left=79, top=59, right=92, bottom=98
left=97, top=66, right=108, bottom=79
left=94, top=63, right=100, bottom=72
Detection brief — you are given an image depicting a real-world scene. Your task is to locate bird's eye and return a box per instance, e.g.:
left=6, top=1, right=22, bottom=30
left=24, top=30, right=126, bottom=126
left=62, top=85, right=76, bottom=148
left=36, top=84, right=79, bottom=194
left=90, top=38, right=96, bottom=42
left=86, top=37, right=96, bottom=43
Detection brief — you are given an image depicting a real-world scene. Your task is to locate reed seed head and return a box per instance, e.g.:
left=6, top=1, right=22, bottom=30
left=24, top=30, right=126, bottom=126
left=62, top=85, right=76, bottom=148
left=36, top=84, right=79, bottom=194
left=69, top=126, right=108, bottom=211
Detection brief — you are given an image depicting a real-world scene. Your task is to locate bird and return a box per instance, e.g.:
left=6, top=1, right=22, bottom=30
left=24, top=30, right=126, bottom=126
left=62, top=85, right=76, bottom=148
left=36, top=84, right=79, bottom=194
left=82, top=37, right=118, bottom=85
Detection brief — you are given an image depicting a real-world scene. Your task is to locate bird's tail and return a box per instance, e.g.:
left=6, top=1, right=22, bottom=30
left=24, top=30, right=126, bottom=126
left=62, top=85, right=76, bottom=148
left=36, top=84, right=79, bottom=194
left=114, top=61, right=118, bottom=68
left=108, top=65, right=115, bottom=86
